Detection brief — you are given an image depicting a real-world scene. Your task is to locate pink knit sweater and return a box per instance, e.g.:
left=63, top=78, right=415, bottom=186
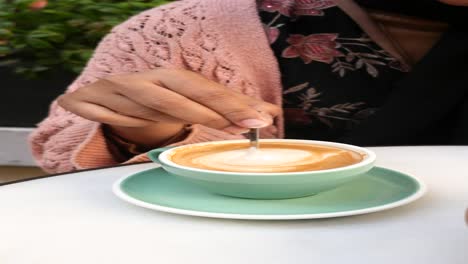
left=29, top=0, right=398, bottom=173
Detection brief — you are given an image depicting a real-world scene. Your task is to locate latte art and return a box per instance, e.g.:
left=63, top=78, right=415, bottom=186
left=192, top=148, right=312, bottom=169
left=168, top=142, right=364, bottom=173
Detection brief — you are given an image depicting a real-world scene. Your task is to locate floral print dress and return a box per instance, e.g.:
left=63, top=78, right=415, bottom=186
left=258, top=0, right=408, bottom=141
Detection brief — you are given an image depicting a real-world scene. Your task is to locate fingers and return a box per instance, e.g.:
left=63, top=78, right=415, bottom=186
left=79, top=91, right=185, bottom=124
left=60, top=68, right=282, bottom=134
left=236, top=92, right=282, bottom=119
left=57, top=95, right=151, bottom=127
left=104, top=78, right=233, bottom=129
left=151, top=69, right=276, bottom=128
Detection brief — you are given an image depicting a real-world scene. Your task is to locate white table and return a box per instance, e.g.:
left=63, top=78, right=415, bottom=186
left=1, top=147, right=467, bottom=264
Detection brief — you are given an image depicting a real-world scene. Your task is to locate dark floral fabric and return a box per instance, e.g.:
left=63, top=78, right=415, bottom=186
left=258, top=0, right=408, bottom=141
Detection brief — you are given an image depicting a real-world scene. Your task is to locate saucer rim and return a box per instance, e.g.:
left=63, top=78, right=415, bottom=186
left=112, top=166, right=427, bottom=220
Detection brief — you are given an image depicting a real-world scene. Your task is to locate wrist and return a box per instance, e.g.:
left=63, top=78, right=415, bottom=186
left=104, top=123, right=188, bottom=157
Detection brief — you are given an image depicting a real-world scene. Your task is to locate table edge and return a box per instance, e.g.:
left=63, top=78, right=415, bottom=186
left=2, top=145, right=466, bottom=186
left=0, top=161, right=153, bottom=187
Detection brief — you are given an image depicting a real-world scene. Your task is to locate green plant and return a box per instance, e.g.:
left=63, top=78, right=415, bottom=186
left=0, top=0, right=171, bottom=78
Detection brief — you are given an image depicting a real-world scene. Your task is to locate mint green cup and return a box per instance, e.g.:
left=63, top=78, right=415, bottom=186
left=148, top=139, right=376, bottom=199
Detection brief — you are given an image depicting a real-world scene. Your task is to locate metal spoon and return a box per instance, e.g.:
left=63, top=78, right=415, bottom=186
left=246, top=128, right=260, bottom=149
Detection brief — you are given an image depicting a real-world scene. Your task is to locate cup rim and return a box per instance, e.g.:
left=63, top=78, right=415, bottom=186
left=158, top=139, right=376, bottom=176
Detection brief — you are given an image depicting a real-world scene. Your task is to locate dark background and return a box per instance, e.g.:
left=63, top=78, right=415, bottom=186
left=0, top=67, right=75, bottom=127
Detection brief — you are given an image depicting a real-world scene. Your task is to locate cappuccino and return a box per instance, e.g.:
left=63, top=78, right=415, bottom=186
left=168, top=142, right=364, bottom=173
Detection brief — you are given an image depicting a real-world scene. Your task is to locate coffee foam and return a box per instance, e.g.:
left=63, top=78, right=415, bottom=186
left=168, top=142, right=364, bottom=173
left=194, top=147, right=311, bottom=166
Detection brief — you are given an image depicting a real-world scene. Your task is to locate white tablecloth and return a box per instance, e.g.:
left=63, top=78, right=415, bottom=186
left=1, top=147, right=467, bottom=264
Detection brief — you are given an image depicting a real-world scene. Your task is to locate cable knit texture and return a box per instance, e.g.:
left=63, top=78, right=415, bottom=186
left=29, top=0, right=284, bottom=173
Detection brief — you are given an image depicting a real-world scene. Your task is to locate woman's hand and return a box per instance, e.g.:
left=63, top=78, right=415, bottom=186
left=465, top=208, right=468, bottom=225
left=57, top=69, right=281, bottom=147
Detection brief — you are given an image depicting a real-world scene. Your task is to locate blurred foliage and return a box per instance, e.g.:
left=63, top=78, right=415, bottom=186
left=0, top=0, right=171, bottom=78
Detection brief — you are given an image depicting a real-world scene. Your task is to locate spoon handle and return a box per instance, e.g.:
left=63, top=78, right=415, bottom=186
left=247, top=128, right=260, bottom=149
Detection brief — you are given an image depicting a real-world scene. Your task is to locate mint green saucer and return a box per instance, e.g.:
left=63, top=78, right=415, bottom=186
left=113, top=166, right=426, bottom=220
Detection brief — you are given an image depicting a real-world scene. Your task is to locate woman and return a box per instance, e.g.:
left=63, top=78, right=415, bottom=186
left=29, top=0, right=468, bottom=173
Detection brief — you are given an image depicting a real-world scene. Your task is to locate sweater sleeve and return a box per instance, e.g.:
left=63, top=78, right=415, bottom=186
left=28, top=5, right=243, bottom=173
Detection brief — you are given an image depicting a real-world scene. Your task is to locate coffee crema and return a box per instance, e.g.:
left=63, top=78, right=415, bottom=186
left=168, top=142, right=364, bottom=173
